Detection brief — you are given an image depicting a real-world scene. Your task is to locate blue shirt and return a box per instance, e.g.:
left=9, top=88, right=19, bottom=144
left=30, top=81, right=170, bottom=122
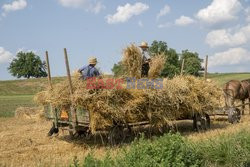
left=79, top=65, right=100, bottom=80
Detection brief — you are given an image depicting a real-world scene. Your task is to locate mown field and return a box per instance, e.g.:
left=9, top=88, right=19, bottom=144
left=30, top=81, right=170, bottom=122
left=0, top=73, right=250, bottom=118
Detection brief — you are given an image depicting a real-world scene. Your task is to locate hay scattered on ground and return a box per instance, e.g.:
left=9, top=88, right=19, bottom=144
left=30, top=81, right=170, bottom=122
left=122, top=44, right=142, bottom=78
left=148, top=54, right=166, bottom=79
left=15, top=107, right=44, bottom=119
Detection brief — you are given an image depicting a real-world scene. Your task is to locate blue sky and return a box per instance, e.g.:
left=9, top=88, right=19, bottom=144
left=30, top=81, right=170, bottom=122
left=0, top=0, right=250, bottom=80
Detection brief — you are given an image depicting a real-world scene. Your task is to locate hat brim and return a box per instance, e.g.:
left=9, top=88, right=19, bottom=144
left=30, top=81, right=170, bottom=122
left=139, top=45, right=149, bottom=48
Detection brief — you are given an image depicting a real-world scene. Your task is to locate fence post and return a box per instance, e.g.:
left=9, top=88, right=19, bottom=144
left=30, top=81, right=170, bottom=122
left=181, top=59, right=185, bottom=76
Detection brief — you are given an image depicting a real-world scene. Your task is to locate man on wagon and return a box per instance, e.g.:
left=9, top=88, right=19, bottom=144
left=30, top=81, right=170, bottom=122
left=139, top=41, right=151, bottom=77
left=78, top=57, right=100, bottom=80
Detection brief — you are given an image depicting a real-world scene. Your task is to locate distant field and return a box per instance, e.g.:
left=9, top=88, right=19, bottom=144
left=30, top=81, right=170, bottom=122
left=0, top=77, right=65, bottom=96
left=0, top=77, right=65, bottom=117
left=208, top=73, right=250, bottom=86
left=0, top=95, right=35, bottom=117
left=0, top=73, right=250, bottom=117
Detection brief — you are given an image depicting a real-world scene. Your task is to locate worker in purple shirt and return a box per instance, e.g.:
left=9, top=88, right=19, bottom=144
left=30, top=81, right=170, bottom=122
left=78, top=57, right=100, bottom=80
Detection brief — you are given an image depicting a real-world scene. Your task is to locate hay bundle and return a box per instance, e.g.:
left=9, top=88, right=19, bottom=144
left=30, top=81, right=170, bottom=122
left=33, top=90, right=51, bottom=105
left=122, top=44, right=142, bottom=78
left=15, top=107, right=44, bottom=119
left=148, top=54, right=166, bottom=78
left=34, top=74, right=223, bottom=133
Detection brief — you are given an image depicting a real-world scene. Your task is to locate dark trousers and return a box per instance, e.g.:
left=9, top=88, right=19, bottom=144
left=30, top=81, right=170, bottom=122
left=142, top=62, right=150, bottom=77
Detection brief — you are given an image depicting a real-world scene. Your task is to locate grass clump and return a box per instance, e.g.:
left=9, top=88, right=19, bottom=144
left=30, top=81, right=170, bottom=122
left=76, top=129, right=250, bottom=167
left=80, top=133, right=202, bottom=167
left=193, top=129, right=250, bottom=166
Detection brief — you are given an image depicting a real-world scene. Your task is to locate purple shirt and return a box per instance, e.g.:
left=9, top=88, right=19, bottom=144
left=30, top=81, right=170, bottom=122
left=79, top=65, right=100, bottom=79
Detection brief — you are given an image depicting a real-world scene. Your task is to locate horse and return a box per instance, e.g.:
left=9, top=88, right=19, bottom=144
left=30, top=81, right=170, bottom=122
left=223, top=80, right=250, bottom=115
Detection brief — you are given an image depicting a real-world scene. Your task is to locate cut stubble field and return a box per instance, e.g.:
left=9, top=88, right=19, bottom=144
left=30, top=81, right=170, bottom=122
left=1, top=73, right=250, bottom=166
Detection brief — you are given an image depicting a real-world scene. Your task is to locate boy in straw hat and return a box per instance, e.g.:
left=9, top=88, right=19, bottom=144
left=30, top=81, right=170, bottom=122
left=78, top=56, right=100, bottom=80
left=139, top=41, right=151, bottom=77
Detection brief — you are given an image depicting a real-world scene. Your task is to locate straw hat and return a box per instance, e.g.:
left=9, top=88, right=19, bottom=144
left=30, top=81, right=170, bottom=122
left=88, top=57, right=97, bottom=65
left=139, top=41, right=149, bottom=48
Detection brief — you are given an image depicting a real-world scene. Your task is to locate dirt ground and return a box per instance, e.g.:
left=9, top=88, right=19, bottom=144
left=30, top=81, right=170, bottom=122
left=0, top=113, right=250, bottom=167
left=0, top=118, right=112, bottom=167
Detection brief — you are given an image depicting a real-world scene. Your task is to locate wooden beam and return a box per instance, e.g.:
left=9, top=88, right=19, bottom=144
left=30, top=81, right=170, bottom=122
left=204, top=55, right=208, bottom=80
left=180, top=58, right=185, bottom=76
left=45, top=51, right=53, bottom=89
left=64, top=48, right=73, bottom=94
left=63, top=48, right=77, bottom=129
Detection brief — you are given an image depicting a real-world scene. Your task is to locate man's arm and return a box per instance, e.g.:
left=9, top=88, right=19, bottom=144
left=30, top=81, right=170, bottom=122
left=78, top=66, right=87, bottom=73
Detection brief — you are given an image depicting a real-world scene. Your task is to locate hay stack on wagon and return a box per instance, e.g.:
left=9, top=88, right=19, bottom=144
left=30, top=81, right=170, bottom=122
left=34, top=45, right=223, bottom=133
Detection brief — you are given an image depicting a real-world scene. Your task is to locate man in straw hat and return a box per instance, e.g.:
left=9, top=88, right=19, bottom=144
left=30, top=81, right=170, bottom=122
left=78, top=56, right=100, bottom=80
left=139, top=41, right=151, bottom=77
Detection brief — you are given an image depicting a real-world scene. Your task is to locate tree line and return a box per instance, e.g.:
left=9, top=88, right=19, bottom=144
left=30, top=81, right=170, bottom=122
left=8, top=40, right=203, bottom=79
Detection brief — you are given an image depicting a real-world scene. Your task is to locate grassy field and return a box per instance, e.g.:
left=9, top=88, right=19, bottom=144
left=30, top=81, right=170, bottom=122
left=0, top=73, right=250, bottom=118
left=208, top=73, right=250, bottom=86
left=0, top=95, right=35, bottom=117
left=0, top=77, right=65, bottom=117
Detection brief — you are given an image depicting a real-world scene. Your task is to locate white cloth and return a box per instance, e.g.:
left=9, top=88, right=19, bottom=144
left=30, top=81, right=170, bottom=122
left=142, top=50, right=150, bottom=63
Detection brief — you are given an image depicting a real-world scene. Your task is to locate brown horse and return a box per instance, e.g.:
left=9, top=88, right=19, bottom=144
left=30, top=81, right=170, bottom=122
left=223, top=80, right=250, bottom=115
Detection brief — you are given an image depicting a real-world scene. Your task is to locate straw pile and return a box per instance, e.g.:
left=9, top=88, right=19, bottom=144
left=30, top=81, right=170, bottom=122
left=148, top=54, right=166, bottom=78
left=122, top=44, right=142, bottom=78
left=34, top=75, right=222, bottom=133
left=15, top=107, right=44, bottom=119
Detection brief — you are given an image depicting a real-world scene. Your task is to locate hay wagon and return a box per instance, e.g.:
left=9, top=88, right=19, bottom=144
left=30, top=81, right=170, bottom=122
left=44, top=103, right=212, bottom=142
left=42, top=49, right=242, bottom=143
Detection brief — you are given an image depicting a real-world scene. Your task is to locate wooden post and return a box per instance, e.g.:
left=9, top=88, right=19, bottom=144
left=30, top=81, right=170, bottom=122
left=181, top=59, right=185, bottom=76
left=204, top=55, right=208, bottom=80
left=45, top=51, right=53, bottom=89
left=63, top=48, right=77, bottom=129
left=64, top=48, right=73, bottom=94
left=45, top=51, right=58, bottom=128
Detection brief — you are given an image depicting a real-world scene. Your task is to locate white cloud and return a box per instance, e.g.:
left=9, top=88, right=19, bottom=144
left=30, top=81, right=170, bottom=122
left=245, top=7, right=250, bottom=22
left=106, top=3, right=149, bottom=24
left=196, top=0, right=242, bottom=25
left=206, top=24, right=250, bottom=47
left=1, top=0, right=27, bottom=17
left=156, top=5, right=170, bottom=20
left=175, top=16, right=195, bottom=26
left=209, top=48, right=250, bottom=67
left=90, top=1, right=105, bottom=14
left=0, top=47, right=13, bottom=64
left=2, top=0, right=27, bottom=12
left=138, top=20, right=143, bottom=27
left=58, top=0, right=105, bottom=14
left=157, top=22, right=172, bottom=28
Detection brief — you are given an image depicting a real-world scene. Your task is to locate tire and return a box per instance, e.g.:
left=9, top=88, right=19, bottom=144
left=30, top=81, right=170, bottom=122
left=228, top=108, right=241, bottom=124
left=193, top=113, right=210, bottom=132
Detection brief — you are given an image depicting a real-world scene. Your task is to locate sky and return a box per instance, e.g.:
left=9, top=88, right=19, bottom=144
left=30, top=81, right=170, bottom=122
left=0, top=0, right=250, bottom=80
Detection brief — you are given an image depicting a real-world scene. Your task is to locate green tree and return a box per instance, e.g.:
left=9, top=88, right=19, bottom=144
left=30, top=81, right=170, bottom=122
left=111, top=61, right=126, bottom=77
left=180, top=50, right=202, bottom=76
left=149, top=40, right=179, bottom=78
left=149, top=40, right=168, bottom=55
left=8, top=51, right=47, bottom=79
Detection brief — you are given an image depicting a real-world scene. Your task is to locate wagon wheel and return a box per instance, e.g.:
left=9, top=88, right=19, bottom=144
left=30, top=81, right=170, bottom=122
left=68, top=125, right=78, bottom=139
left=193, top=113, right=210, bottom=132
left=108, top=125, right=125, bottom=145
left=228, top=107, right=241, bottom=124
